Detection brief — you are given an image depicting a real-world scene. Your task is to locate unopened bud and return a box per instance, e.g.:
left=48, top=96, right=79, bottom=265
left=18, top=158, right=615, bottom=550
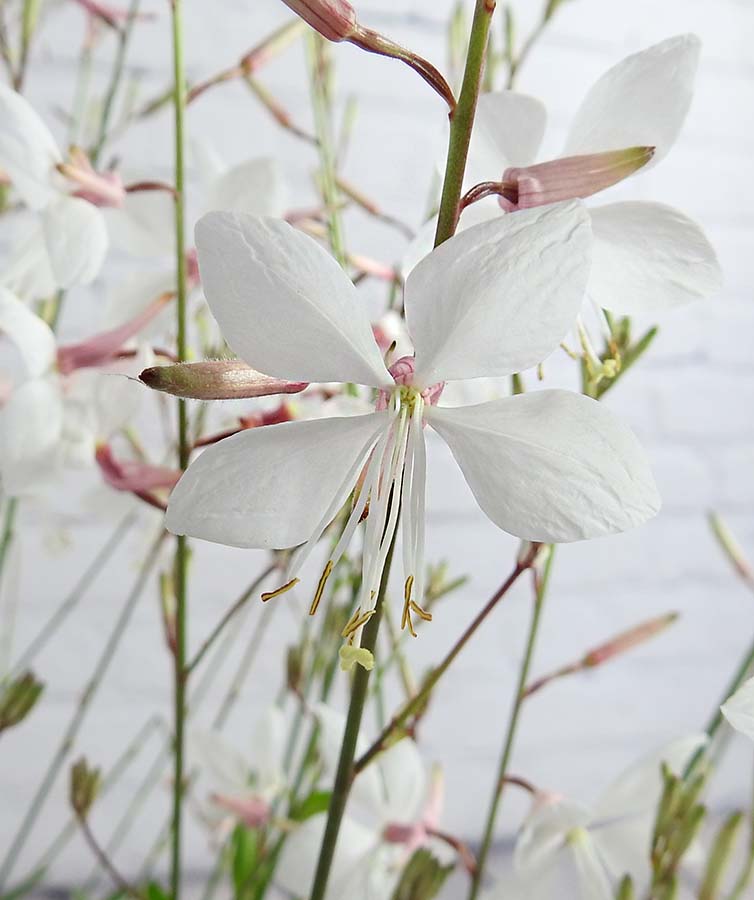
left=0, top=671, right=44, bottom=733
left=584, top=611, right=678, bottom=667
left=709, top=512, right=754, bottom=583
left=70, top=757, right=101, bottom=818
left=280, top=0, right=356, bottom=42
left=139, top=361, right=308, bottom=401
left=500, top=147, right=655, bottom=211
left=700, top=811, right=744, bottom=899
left=616, top=875, right=635, bottom=900
left=391, top=848, right=453, bottom=900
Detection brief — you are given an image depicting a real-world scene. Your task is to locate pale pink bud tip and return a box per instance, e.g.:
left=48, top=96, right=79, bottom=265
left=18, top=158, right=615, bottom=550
left=583, top=611, right=678, bottom=667
left=500, top=146, right=655, bottom=211
left=58, top=148, right=125, bottom=208
left=280, top=0, right=356, bottom=42
left=139, top=360, right=308, bottom=401
left=211, top=793, right=271, bottom=829
left=96, top=444, right=181, bottom=494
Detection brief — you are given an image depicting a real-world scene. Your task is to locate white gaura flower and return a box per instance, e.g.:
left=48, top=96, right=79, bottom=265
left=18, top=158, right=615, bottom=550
left=276, top=706, right=451, bottom=900
left=721, top=676, right=754, bottom=741
left=189, top=706, right=286, bottom=840
left=0, top=84, right=108, bottom=295
left=166, top=206, right=660, bottom=665
left=408, top=35, right=722, bottom=316
left=0, top=289, right=147, bottom=496
left=493, top=735, right=707, bottom=900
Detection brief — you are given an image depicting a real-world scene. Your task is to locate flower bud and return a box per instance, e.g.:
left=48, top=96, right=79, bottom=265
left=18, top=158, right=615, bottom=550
left=280, top=0, right=357, bottom=42
left=500, top=146, right=655, bottom=210
left=139, top=361, right=308, bottom=401
left=70, top=757, right=101, bottom=818
left=0, top=671, right=44, bottom=733
left=583, top=611, right=678, bottom=667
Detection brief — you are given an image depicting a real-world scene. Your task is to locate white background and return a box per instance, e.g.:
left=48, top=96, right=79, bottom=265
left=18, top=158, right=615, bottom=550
left=2, top=0, right=754, bottom=894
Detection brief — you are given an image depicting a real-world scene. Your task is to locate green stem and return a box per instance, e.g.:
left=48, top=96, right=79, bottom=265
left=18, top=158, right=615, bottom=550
left=308, top=34, right=347, bottom=267
left=434, top=0, right=496, bottom=247
left=354, top=547, right=537, bottom=776
left=90, top=0, right=141, bottom=165
left=685, top=631, right=754, bottom=780
left=308, top=537, right=396, bottom=900
left=169, top=0, right=190, bottom=894
left=467, top=547, right=555, bottom=900
left=0, top=531, right=166, bottom=890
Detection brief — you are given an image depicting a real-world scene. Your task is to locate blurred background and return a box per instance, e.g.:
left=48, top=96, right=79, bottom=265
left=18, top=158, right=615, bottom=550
left=1, top=0, right=753, bottom=891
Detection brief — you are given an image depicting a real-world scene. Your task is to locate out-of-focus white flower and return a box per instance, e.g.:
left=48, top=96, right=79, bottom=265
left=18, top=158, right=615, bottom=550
left=166, top=208, right=660, bottom=667
left=721, top=676, right=754, bottom=740
left=276, top=705, right=452, bottom=900
left=488, top=735, right=707, bottom=900
left=190, top=707, right=287, bottom=840
left=0, top=289, right=146, bottom=495
left=407, top=35, right=721, bottom=317
left=0, top=85, right=109, bottom=296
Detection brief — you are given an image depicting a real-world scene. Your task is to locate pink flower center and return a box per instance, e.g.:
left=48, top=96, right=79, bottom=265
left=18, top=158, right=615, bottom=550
left=376, top=355, right=444, bottom=411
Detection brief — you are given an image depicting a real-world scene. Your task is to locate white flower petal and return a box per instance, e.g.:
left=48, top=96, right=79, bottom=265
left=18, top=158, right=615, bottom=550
left=204, top=157, right=288, bottom=218
left=568, top=829, right=614, bottom=900
left=276, top=813, right=379, bottom=900
left=428, top=390, right=660, bottom=542
left=0, top=215, right=57, bottom=300
left=248, top=705, right=287, bottom=794
left=377, top=738, right=428, bottom=825
left=466, top=91, right=546, bottom=186
left=195, top=212, right=391, bottom=386
left=0, top=287, right=56, bottom=377
left=515, top=800, right=590, bottom=875
left=563, top=35, right=700, bottom=166
left=722, top=677, right=754, bottom=741
left=0, top=84, right=61, bottom=210
left=190, top=729, right=250, bottom=794
left=0, top=377, right=63, bottom=496
left=408, top=202, right=592, bottom=386
left=166, top=412, right=387, bottom=549
left=313, top=702, right=384, bottom=816
left=589, top=202, right=722, bottom=315
left=42, top=196, right=108, bottom=288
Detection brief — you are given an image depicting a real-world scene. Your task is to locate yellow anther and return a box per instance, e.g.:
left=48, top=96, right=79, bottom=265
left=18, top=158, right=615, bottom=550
left=309, top=560, right=334, bottom=616
left=260, top=577, right=300, bottom=603
left=410, top=600, right=432, bottom=623
left=342, top=609, right=375, bottom=638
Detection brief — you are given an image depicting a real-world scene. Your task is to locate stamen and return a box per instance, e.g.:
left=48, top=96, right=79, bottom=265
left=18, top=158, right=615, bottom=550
left=402, top=577, right=418, bottom=638
left=410, top=600, right=432, bottom=622
left=309, top=560, right=334, bottom=616
left=341, top=607, right=375, bottom=638
left=260, top=577, right=300, bottom=602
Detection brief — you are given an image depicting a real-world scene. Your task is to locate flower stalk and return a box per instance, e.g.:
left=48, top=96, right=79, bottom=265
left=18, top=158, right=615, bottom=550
left=467, top=546, right=555, bottom=900
left=169, top=0, right=190, bottom=894
left=435, top=0, right=496, bottom=247
left=308, top=525, right=397, bottom=900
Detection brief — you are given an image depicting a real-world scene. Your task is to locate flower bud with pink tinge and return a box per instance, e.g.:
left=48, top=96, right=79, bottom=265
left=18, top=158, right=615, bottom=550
left=280, top=0, right=356, bottom=42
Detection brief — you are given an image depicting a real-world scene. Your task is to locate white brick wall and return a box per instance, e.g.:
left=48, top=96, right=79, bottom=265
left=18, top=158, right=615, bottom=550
left=2, top=0, right=753, bottom=891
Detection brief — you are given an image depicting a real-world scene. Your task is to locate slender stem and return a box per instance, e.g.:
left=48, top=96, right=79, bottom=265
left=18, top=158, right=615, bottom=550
left=308, top=34, right=347, bottom=267
left=354, top=547, right=538, bottom=776
left=184, top=567, right=273, bottom=676
left=434, top=0, right=496, bottom=247
left=0, top=531, right=166, bottom=889
left=76, top=815, right=143, bottom=900
left=685, top=631, right=754, bottom=780
left=90, top=0, right=141, bottom=165
left=168, top=0, right=190, bottom=894
left=8, top=513, right=136, bottom=680
left=0, top=498, right=18, bottom=593
left=467, top=547, right=554, bottom=900
left=309, top=536, right=396, bottom=900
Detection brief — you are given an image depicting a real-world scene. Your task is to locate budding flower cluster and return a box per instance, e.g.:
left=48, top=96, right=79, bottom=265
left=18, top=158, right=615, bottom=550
left=70, top=757, right=102, bottom=818
left=0, top=672, right=44, bottom=734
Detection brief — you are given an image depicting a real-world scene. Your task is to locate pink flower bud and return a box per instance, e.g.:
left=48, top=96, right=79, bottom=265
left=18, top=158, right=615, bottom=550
left=499, top=146, right=655, bottom=211
left=280, top=0, right=357, bottom=42
left=95, top=444, right=180, bottom=494
left=57, top=292, right=172, bottom=375
left=139, top=361, right=308, bottom=401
